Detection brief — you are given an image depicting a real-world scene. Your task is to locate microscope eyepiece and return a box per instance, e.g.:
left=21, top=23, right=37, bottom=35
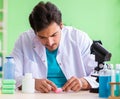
left=91, top=41, right=112, bottom=63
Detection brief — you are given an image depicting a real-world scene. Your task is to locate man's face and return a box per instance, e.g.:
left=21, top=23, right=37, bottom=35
left=36, top=22, right=63, bottom=51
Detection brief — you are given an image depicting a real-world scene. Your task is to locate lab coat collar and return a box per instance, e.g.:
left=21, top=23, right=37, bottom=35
left=57, top=28, right=65, bottom=54
left=32, top=36, right=46, bottom=60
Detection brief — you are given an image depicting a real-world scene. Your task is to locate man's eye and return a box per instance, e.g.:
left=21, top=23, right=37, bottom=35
left=40, top=37, right=46, bottom=39
left=52, top=33, right=57, bottom=37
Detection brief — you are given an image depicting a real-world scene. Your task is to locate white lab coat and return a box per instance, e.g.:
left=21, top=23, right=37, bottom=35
left=11, top=26, right=98, bottom=88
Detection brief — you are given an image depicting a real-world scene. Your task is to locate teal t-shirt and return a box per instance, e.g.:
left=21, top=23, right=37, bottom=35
left=46, top=48, right=67, bottom=88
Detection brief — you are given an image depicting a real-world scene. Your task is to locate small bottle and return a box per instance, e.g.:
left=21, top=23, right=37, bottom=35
left=115, top=64, right=120, bottom=96
left=2, top=57, right=16, bottom=94
left=3, top=57, right=15, bottom=79
left=109, top=64, right=115, bottom=82
left=99, top=64, right=111, bottom=98
left=22, top=73, right=35, bottom=93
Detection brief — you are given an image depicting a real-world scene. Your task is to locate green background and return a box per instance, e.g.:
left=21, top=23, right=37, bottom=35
left=2, top=0, right=120, bottom=64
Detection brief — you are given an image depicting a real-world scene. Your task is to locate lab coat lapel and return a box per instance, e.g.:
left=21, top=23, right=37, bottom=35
left=33, top=36, right=47, bottom=67
left=57, top=48, right=74, bottom=80
left=57, top=30, right=73, bottom=80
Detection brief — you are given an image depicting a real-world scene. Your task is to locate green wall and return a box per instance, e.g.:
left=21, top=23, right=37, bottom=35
left=7, top=0, right=120, bottom=64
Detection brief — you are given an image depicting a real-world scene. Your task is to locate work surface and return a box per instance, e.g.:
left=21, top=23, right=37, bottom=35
left=0, top=90, right=105, bottom=99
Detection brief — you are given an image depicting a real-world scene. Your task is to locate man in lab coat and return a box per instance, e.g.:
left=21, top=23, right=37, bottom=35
left=11, top=1, right=98, bottom=93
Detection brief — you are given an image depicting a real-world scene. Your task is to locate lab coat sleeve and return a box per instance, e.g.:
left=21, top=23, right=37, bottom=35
left=84, top=76, right=99, bottom=88
left=77, top=31, right=99, bottom=88
left=82, top=52, right=99, bottom=88
left=10, top=36, right=24, bottom=88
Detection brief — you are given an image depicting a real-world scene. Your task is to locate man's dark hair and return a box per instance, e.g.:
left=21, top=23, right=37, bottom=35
left=29, top=1, right=62, bottom=33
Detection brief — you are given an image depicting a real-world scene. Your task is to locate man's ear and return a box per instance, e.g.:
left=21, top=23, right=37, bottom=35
left=60, top=22, right=63, bottom=29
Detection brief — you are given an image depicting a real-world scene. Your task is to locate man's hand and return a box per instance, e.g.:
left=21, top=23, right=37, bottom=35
left=62, top=76, right=91, bottom=92
left=35, top=79, right=57, bottom=93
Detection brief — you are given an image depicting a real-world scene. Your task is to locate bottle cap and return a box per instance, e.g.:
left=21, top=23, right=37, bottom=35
left=24, top=73, right=32, bottom=79
left=5, top=56, right=14, bottom=59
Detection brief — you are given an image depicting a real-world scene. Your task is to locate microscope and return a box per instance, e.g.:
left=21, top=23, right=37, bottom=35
left=90, top=40, right=112, bottom=93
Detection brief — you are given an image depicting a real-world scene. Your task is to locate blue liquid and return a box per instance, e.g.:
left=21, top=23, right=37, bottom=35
left=99, top=76, right=111, bottom=98
left=115, top=73, right=120, bottom=96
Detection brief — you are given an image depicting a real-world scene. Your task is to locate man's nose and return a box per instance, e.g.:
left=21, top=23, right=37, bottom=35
left=46, top=38, right=54, bottom=46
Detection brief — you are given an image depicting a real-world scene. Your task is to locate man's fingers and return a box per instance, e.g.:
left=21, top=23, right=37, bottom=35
left=39, top=87, right=46, bottom=93
left=35, top=79, right=56, bottom=93
left=62, top=77, right=82, bottom=92
left=62, top=77, right=75, bottom=91
left=71, top=85, right=80, bottom=92
left=46, top=79, right=57, bottom=90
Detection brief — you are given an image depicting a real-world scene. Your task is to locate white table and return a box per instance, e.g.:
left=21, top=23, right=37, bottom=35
left=0, top=90, right=106, bottom=99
